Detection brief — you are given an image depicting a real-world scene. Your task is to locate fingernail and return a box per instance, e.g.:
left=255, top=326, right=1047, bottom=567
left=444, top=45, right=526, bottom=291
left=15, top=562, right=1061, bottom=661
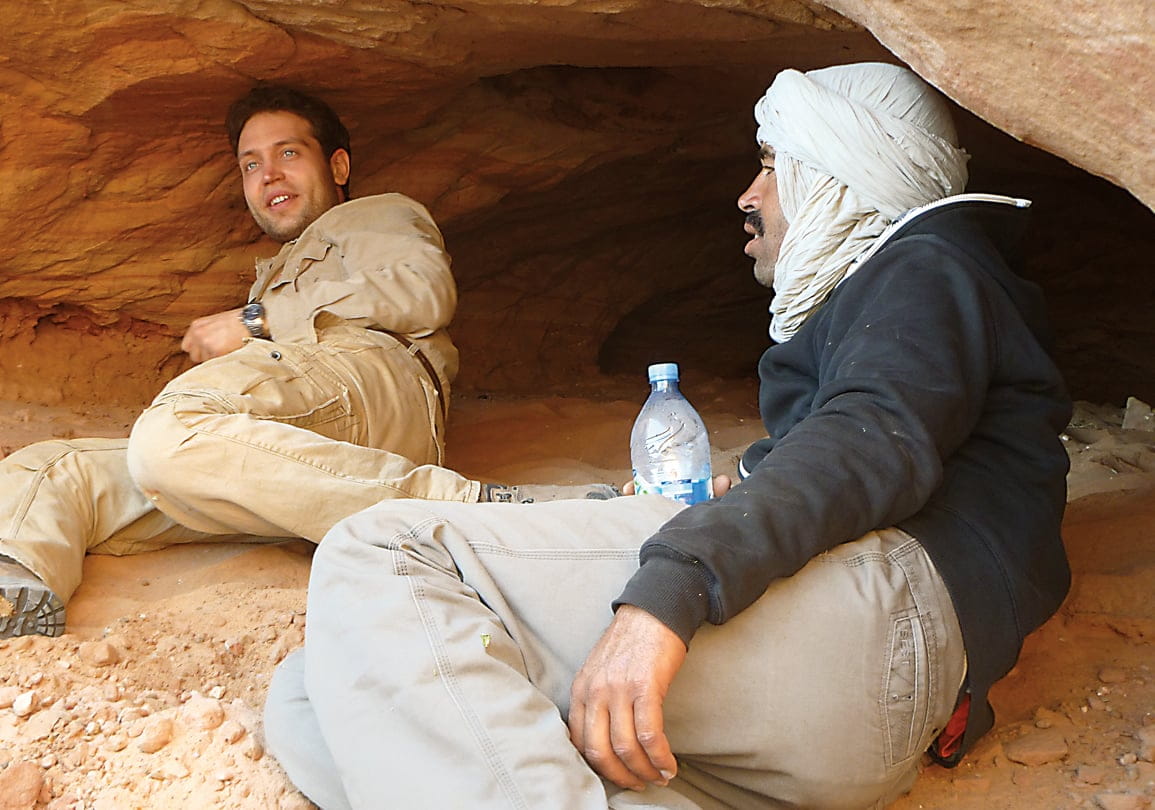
left=660, top=770, right=675, bottom=781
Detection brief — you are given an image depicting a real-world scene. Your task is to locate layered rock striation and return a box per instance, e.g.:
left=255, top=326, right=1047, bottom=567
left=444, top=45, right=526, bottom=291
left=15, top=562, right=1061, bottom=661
left=1, top=0, right=1152, bottom=407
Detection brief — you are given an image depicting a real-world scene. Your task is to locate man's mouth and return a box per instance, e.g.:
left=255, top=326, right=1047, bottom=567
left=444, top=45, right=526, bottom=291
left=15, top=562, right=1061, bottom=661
left=267, top=193, right=293, bottom=209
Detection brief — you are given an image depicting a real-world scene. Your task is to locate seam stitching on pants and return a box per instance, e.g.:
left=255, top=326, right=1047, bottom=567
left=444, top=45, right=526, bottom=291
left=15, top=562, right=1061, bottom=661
left=162, top=417, right=416, bottom=497
left=399, top=520, right=532, bottom=810
left=467, top=543, right=639, bottom=561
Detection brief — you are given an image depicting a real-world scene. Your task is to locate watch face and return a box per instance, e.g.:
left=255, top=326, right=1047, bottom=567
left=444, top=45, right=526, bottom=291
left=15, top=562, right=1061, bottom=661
left=241, top=302, right=266, bottom=337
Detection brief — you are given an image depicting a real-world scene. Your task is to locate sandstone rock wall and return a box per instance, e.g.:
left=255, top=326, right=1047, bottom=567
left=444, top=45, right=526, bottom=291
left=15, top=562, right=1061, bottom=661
left=0, top=0, right=1151, bottom=408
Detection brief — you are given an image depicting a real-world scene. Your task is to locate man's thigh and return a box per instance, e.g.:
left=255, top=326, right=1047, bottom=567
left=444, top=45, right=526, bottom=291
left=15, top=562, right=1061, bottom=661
left=389, top=494, right=686, bottom=710
left=154, top=340, right=360, bottom=441
left=663, top=529, right=964, bottom=810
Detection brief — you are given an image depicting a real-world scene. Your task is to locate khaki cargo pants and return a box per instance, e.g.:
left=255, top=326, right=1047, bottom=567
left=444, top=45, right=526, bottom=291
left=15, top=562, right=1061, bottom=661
left=265, top=495, right=965, bottom=810
left=0, top=325, right=478, bottom=603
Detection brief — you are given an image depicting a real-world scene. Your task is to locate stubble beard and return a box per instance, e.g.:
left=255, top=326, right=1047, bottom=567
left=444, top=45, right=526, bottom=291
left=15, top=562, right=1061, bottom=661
left=248, top=193, right=337, bottom=243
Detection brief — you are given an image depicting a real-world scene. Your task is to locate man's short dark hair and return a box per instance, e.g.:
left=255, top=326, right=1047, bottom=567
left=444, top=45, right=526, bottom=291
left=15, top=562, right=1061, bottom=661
left=226, top=84, right=351, bottom=198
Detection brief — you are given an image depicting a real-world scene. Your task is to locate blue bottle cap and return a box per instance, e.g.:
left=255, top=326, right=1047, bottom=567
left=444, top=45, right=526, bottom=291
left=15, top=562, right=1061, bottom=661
left=647, top=362, right=679, bottom=383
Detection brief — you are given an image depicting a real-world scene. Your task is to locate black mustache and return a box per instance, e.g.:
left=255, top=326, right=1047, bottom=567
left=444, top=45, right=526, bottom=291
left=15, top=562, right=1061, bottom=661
left=746, top=212, right=764, bottom=237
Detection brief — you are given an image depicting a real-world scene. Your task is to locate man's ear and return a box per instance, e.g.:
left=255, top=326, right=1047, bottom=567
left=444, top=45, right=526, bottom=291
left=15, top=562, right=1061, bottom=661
left=330, top=148, right=351, bottom=192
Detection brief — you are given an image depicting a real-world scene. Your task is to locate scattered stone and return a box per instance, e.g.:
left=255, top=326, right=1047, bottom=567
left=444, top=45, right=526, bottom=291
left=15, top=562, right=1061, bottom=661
left=12, top=691, right=39, bottom=718
left=78, top=640, right=121, bottom=668
left=1094, top=792, right=1151, bottom=810
left=104, top=735, right=128, bottom=753
left=0, top=761, right=43, bottom=809
left=0, top=686, right=20, bottom=710
left=1122, top=397, right=1155, bottom=431
left=137, top=717, right=174, bottom=754
left=218, top=719, right=246, bottom=745
left=239, top=735, right=264, bottom=762
left=1120, top=752, right=1139, bottom=766
left=181, top=694, right=225, bottom=731
left=152, top=759, right=190, bottom=780
left=1034, top=702, right=1067, bottom=730
left=1099, top=667, right=1128, bottom=684
left=23, top=707, right=64, bottom=742
left=1004, top=728, right=1069, bottom=766
left=1088, top=694, right=1108, bottom=711
left=1077, top=764, right=1107, bottom=785
left=8, top=636, right=33, bottom=652
left=1139, top=726, right=1155, bottom=762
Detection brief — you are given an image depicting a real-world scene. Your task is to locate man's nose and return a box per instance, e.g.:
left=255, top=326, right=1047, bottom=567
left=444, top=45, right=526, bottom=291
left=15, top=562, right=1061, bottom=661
left=738, top=180, right=760, bottom=213
left=262, top=162, right=284, bottom=184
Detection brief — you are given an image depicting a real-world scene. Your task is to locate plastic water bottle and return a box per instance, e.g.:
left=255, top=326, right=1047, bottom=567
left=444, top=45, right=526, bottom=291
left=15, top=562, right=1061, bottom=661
left=630, top=362, right=712, bottom=505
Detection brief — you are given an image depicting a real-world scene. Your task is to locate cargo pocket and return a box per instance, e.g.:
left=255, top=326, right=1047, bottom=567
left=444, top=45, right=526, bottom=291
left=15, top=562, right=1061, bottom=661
left=882, top=607, right=933, bottom=765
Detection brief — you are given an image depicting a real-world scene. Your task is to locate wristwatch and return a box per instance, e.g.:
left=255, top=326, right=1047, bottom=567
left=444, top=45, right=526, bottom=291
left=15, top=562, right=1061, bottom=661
left=240, top=302, right=269, bottom=339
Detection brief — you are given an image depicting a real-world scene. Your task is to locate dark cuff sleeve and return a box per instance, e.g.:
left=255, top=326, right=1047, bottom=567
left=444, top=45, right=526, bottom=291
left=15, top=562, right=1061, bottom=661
left=612, top=554, right=713, bottom=646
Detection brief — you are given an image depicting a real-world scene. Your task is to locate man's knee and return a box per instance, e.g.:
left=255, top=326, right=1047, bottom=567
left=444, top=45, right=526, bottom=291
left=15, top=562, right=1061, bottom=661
left=125, top=402, right=198, bottom=501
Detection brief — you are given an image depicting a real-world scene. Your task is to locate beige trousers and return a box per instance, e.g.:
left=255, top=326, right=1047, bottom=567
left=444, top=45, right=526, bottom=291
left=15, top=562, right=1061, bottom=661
left=265, top=495, right=965, bottom=810
left=0, top=326, right=478, bottom=603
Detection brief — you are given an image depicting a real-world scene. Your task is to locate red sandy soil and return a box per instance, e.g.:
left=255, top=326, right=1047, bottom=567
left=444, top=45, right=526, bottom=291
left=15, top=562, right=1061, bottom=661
left=1, top=388, right=1153, bottom=809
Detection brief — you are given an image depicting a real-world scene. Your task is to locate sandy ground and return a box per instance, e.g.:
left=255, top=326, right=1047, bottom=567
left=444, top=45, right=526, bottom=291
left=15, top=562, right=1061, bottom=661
left=1, top=383, right=1154, bottom=809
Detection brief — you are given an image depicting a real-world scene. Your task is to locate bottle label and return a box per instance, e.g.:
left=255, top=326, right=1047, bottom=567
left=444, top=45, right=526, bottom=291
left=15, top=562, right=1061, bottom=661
left=632, top=474, right=711, bottom=506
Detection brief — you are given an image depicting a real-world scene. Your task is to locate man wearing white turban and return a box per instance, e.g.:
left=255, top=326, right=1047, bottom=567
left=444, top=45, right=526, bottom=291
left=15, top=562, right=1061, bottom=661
left=265, top=63, right=1071, bottom=810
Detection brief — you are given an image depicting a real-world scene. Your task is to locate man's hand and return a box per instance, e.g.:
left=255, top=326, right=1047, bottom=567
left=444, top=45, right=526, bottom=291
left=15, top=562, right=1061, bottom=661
left=181, top=308, right=249, bottom=364
left=568, top=605, right=687, bottom=791
left=621, top=475, right=733, bottom=497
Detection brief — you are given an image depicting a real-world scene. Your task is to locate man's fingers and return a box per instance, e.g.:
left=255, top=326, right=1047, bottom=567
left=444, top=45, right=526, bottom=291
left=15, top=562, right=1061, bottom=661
left=579, top=695, right=645, bottom=790
left=608, top=693, right=667, bottom=787
left=632, top=692, right=675, bottom=783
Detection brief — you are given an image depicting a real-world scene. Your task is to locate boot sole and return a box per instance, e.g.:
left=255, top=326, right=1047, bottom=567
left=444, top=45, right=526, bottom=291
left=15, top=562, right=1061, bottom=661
left=0, top=583, right=65, bottom=638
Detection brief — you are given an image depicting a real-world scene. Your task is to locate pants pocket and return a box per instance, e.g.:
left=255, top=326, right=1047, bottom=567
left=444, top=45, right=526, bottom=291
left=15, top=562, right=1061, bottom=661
left=882, top=607, right=933, bottom=766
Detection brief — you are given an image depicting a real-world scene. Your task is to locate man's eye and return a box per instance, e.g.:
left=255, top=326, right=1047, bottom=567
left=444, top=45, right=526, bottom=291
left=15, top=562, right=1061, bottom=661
left=242, top=161, right=258, bottom=172
left=283, top=149, right=297, bottom=158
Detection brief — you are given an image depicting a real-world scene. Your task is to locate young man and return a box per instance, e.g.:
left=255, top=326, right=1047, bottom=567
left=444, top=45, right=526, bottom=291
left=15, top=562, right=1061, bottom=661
left=264, top=63, right=1071, bottom=809
left=0, top=85, right=483, bottom=638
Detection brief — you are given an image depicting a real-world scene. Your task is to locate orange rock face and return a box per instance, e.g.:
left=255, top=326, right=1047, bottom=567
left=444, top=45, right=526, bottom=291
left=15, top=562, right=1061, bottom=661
left=0, top=1, right=1152, bottom=408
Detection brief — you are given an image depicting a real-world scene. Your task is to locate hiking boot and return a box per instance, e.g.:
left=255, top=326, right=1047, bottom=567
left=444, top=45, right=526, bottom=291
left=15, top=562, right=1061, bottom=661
left=0, top=556, right=65, bottom=638
left=480, top=483, right=621, bottom=504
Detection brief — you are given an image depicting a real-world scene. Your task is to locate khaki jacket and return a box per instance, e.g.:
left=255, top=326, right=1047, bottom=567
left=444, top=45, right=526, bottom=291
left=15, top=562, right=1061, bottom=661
left=249, top=193, right=459, bottom=385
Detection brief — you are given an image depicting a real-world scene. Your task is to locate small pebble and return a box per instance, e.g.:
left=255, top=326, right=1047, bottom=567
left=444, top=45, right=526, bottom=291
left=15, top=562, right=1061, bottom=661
left=1093, top=793, right=1151, bottom=810
left=240, top=735, right=264, bottom=761
left=1099, top=667, right=1128, bottom=684
left=1076, top=764, right=1107, bottom=785
left=78, top=640, right=121, bottom=668
left=218, top=719, right=246, bottom=745
left=181, top=694, right=225, bottom=731
left=1004, top=729, right=1069, bottom=766
left=1138, top=726, right=1155, bottom=762
left=137, top=717, right=174, bottom=753
left=12, top=690, right=39, bottom=718
left=0, top=761, right=44, bottom=806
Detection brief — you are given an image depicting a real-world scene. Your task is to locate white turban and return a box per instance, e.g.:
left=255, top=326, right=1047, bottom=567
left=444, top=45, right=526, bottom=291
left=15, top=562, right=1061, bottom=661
left=754, top=63, right=970, bottom=342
